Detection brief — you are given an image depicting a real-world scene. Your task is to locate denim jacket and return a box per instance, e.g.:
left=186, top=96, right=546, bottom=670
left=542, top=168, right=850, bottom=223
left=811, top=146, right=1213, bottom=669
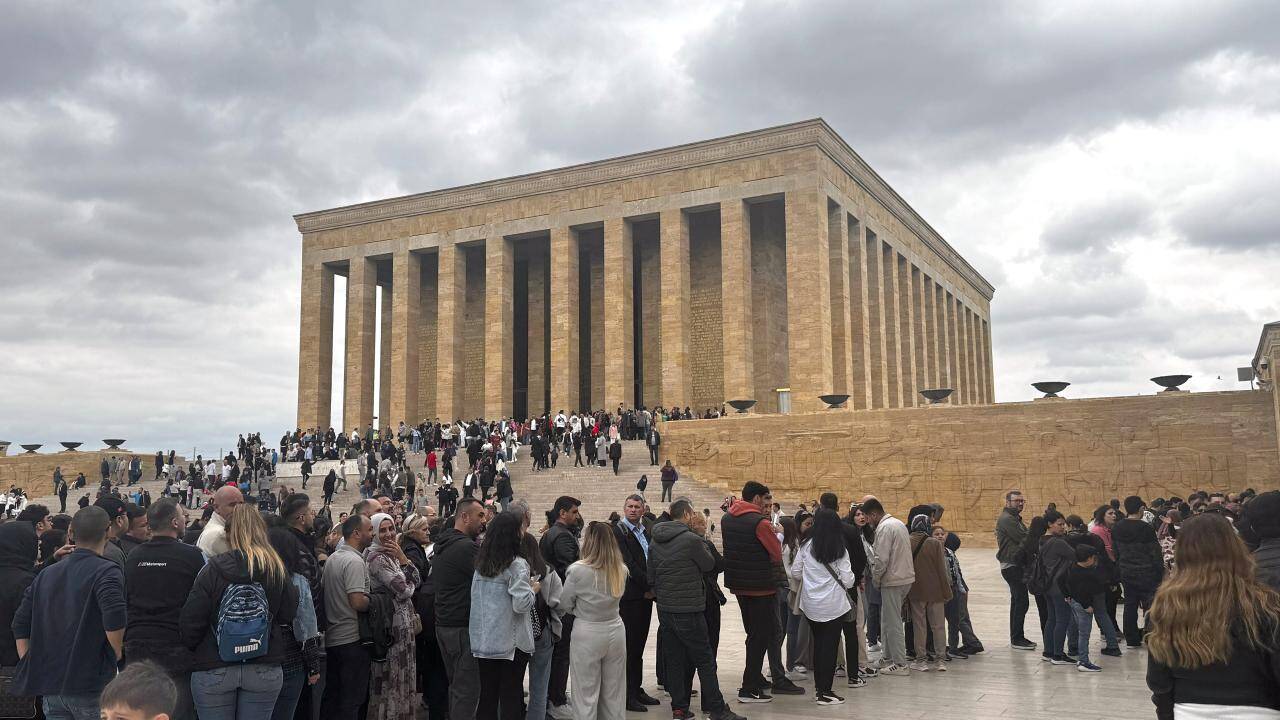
left=291, top=572, right=320, bottom=642
left=469, top=557, right=535, bottom=659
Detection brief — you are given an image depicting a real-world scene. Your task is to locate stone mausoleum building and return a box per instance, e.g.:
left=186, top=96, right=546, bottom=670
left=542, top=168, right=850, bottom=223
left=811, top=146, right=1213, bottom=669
left=294, top=119, right=995, bottom=431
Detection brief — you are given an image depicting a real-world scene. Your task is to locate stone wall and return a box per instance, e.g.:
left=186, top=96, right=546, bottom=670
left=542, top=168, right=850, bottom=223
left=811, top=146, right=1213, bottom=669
left=751, top=201, right=788, bottom=413
left=660, top=390, right=1279, bottom=544
left=417, top=253, right=438, bottom=419
left=463, top=246, right=486, bottom=418
left=0, top=449, right=186, bottom=498
left=689, top=211, right=723, bottom=413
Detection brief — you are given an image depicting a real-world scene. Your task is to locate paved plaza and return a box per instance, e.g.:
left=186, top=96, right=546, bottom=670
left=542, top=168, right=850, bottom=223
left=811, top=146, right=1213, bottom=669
left=635, top=548, right=1151, bottom=720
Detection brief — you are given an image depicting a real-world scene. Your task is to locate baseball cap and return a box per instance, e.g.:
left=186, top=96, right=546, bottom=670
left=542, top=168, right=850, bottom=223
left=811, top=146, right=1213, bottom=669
left=94, top=496, right=128, bottom=522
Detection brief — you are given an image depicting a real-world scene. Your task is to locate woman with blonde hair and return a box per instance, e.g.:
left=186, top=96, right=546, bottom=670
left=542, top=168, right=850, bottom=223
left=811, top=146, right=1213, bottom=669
left=181, top=504, right=299, bottom=720
left=560, top=520, right=628, bottom=719
left=1146, top=513, right=1280, bottom=720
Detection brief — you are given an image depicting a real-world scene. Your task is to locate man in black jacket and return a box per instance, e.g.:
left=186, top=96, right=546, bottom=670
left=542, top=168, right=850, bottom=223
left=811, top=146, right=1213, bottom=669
left=124, top=499, right=203, bottom=720
left=433, top=497, right=486, bottom=720
left=541, top=495, right=581, bottom=716
left=615, top=494, right=659, bottom=711
left=1112, top=495, right=1164, bottom=647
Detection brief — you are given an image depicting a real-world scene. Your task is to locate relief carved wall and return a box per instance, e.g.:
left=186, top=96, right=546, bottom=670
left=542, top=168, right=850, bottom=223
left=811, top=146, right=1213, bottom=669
left=661, top=391, right=1278, bottom=543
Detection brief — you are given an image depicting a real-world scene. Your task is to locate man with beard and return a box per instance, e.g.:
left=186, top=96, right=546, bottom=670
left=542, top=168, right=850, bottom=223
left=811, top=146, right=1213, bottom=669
left=432, top=498, right=487, bottom=720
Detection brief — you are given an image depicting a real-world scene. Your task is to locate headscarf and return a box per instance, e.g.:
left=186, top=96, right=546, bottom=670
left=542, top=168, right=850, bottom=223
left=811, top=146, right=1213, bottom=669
left=369, top=512, right=394, bottom=549
left=0, top=521, right=38, bottom=571
left=909, top=514, right=932, bottom=535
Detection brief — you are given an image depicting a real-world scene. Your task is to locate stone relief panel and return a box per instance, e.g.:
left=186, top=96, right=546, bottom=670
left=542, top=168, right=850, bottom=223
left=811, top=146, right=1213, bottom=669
left=664, top=392, right=1278, bottom=543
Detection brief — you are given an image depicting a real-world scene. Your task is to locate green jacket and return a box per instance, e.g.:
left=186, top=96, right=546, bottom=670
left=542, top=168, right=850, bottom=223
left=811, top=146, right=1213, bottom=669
left=995, top=507, right=1028, bottom=566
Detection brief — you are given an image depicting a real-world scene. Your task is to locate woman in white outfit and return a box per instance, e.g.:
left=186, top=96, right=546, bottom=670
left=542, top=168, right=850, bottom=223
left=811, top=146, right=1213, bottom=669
left=559, top=521, right=628, bottom=720
left=789, top=509, right=856, bottom=707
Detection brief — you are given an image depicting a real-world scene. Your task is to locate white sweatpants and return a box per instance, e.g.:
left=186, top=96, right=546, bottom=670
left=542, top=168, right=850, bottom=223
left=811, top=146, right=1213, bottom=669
left=570, top=617, right=626, bottom=720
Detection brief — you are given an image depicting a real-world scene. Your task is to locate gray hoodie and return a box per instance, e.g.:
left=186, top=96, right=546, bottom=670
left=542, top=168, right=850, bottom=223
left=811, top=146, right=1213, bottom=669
left=646, top=521, right=714, bottom=614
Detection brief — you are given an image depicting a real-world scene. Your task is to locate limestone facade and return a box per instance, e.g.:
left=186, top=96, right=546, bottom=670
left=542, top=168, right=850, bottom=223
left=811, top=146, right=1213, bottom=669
left=294, top=119, right=994, bottom=430
left=660, top=390, right=1280, bottom=544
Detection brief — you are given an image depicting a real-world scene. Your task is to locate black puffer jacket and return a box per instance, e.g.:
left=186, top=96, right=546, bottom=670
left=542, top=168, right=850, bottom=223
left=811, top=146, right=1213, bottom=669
left=647, top=521, right=714, bottom=614
left=179, top=551, right=298, bottom=671
left=1113, top=518, right=1163, bottom=589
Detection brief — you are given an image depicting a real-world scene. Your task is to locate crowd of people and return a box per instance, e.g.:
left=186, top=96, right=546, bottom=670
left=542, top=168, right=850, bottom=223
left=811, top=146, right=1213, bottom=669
left=0, top=413, right=1278, bottom=720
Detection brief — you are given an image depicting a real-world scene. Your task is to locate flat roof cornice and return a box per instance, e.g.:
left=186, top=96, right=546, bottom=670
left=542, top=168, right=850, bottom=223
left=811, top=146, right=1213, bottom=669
left=294, top=118, right=994, bottom=299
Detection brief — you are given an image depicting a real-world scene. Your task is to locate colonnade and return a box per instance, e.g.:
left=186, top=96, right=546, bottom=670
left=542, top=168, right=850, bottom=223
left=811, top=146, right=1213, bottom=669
left=295, top=188, right=994, bottom=431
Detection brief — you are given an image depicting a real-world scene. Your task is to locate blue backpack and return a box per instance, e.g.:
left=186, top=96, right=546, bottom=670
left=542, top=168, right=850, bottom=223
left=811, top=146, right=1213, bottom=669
left=216, top=582, right=271, bottom=662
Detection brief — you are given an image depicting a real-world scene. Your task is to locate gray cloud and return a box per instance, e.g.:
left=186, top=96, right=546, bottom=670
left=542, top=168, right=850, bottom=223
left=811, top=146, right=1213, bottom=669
left=0, top=0, right=1277, bottom=453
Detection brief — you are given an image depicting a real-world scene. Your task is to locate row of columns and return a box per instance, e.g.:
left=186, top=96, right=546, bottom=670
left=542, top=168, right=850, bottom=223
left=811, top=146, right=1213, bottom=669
left=295, top=187, right=994, bottom=431
left=834, top=205, right=994, bottom=410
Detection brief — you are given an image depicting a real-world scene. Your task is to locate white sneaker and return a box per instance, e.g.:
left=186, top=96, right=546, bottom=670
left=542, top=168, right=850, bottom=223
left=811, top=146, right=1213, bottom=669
left=792, top=664, right=808, bottom=674
left=908, top=661, right=930, bottom=672
left=867, top=642, right=883, bottom=655
left=932, top=660, right=947, bottom=672
left=546, top=705, right=573, bottom=720
left=879, top=663, right=910, bottom=677
left=785, top=670, right=807, bottom=682
left=834, top=666, right=846, bottom=677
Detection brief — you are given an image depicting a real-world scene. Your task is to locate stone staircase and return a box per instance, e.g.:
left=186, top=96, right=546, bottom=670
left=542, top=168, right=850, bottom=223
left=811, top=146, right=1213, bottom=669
left=501, top=440, right=730, bottom=525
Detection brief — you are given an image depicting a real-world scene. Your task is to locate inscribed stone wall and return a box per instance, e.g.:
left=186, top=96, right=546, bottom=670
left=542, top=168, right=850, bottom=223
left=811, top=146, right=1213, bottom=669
left=463, top=246, right=486, bottom=418
left=637, top=223, right=663, bottom=408
left=589, top=240, right=605, bottom=410
left=527, top=247, right=549, bottom=416
left=689, top=212, right=723, bottom=413
left=661, top=391, right=1279, bottom=544
left=750, top=201, right=788, bottom=413
left=417, top=253, right=438, bottom=419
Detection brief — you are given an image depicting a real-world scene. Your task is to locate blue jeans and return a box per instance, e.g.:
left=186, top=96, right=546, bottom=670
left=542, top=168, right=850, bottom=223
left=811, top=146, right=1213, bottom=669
left=270, top=663, right=307, bottom=720
left=1042, top=591, right=1071, bottom=657
left=1068, top=599, right=1095, bottom=664
left=43, top=693, right=99, bottom=720
left=526, top=628, right=555, bottom=720
left=192, top=664, right=284, bottom=720
left=864, top=575, right=882, bottom=645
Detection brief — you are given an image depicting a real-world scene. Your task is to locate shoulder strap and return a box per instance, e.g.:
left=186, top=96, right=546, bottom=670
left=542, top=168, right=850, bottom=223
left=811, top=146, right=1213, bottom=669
left=912, top=536, right=925, bottom=560
left=819, top=558, right=849, bottom=592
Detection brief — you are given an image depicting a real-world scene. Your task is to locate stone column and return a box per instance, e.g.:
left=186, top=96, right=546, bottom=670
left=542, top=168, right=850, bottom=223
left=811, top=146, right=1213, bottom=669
left=883, top=244, right=902, bottom=407
left=721, top=199, right=755, bottom=405
left=660, top=208, right=692, bottom=409
left=549, top=226, right=580, bottom=413
left=378, top=280, right=392, bottom=430
left=296, top=262, right=334, bottom=430
left=961, top=305, right=974, bottom=405
left=865, top=232, right=887, bottom=409
left=848, top=218, right=872, bottom=410
left=942, top=288, right=956, bottom=403
left=827, top=202, right=854, bottom=397
left=603, top=217, right=634, bottom=411
left=914, top=268, right=931, bottom=394
left=485, top=236, right=514, bottom=419
left=897, top=254, right=917, bottom=406
left=389, top=250, right=421, bottom=427
left=949, top=294, right=964, bottom=405
left=984, top=318, right=996, bottom=403
left=785, top=189, right=834, bottom=413
left=436, top=241, right=465, bottom=420
left=343, top=256, right=377, bottom=432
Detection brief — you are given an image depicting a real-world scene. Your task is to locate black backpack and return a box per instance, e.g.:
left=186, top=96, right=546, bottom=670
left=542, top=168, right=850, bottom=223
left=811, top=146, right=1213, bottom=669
left=1027, top=554, right=1062, bottom=596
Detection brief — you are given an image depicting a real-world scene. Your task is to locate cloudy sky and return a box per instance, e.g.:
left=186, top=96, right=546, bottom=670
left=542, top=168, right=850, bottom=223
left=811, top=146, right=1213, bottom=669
left=3, top=1, right=1278, bottom=457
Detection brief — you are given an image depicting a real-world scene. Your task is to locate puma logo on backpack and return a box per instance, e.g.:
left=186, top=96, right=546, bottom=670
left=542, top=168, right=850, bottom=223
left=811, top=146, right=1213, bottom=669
left=216, top=582, right=271, bottom=662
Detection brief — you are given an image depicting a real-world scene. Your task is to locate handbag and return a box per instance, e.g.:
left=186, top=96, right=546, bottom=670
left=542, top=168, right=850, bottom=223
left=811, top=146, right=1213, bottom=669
left=0, top=667, right=39, bottom=720
left=820, top=561, right=859, bottom=623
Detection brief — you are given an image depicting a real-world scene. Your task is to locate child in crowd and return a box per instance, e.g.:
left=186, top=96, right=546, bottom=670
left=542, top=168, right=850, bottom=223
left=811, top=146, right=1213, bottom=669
left=1063, top=544, right=1121, bottom=672
left=99, top=660, right=177, bottom=720
left=933, top=526, right=984, bottom=657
